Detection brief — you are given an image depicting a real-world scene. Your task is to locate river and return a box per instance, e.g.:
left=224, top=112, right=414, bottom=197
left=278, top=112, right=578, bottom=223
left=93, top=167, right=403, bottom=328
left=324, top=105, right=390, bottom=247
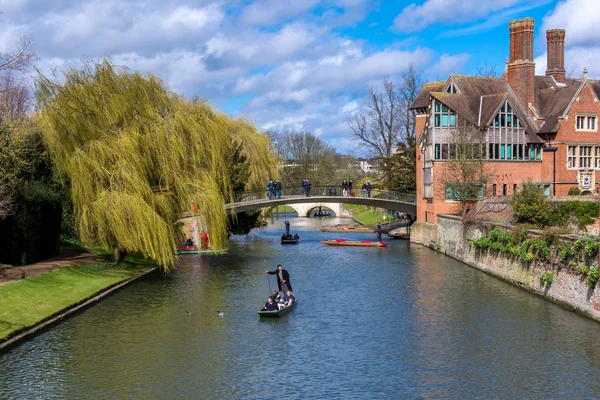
left=1, top=216, right=600, bottom=399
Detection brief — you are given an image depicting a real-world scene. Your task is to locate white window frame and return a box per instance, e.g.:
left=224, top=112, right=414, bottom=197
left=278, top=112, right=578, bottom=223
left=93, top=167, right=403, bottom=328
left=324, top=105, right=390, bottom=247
left=575, top=114, right=598, bottom=132
left=568, top=145, right=600, bottom=170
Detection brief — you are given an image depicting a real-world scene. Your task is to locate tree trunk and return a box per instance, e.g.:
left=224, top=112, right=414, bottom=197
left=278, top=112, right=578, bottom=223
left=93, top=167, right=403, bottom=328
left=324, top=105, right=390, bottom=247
left=113, top=246, right=126, bottom=263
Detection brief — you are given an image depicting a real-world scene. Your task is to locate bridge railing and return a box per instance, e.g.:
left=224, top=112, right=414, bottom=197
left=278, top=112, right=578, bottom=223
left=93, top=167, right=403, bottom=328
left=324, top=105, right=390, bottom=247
left=231, top=186, right=415, bottom=204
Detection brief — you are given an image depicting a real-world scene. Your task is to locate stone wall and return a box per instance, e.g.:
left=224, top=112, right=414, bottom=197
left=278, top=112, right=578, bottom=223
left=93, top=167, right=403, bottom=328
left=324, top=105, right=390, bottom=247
left=412, top=214, right=600, bottom=322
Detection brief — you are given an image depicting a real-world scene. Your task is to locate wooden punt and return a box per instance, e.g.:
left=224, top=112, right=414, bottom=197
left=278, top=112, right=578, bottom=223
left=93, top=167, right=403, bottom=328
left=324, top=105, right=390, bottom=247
left=258, top=301, right=298, bottom=317
left=281, top=237, right=300, bottom=244
left=319, top=239, right=387, bottom=247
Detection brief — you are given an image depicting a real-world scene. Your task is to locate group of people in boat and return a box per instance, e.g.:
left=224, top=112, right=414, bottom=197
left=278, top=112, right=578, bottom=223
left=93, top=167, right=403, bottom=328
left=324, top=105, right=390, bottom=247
left=264, top=289, right=295, bottom=311
left=282, top=220, right=299, bottom=240
left=262, top=264, right=295, bottom=311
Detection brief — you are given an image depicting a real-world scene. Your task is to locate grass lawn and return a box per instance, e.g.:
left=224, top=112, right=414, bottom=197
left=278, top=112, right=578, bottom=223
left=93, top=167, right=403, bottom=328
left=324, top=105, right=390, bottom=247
left=0, top=263, right=150, bottom=340
left=344, top=204, right=397, bottom=227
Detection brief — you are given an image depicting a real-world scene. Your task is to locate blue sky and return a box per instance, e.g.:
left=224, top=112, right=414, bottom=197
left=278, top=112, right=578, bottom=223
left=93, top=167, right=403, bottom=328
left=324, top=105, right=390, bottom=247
left=2, top=0, right=599, bottom=153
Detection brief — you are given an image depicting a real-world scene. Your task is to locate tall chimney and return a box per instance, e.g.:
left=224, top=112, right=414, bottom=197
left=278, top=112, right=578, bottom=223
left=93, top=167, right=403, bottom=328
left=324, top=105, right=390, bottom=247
left=507, top=18, right=536, bottom=111
left=546, top=29, right=566, bottom=83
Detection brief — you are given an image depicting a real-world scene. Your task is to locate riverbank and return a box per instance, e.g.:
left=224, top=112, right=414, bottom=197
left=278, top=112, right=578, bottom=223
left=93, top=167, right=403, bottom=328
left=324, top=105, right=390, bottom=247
left=0, top=250, right=157, bottom=348
left=411, top=215, right=600, bottom=323
left=344, top=204, right=396, bottom=226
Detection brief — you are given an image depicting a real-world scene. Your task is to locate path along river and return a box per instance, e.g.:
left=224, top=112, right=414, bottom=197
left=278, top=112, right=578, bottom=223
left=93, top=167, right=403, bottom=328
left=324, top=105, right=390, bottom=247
left=2, top=216, right=600, bottom=399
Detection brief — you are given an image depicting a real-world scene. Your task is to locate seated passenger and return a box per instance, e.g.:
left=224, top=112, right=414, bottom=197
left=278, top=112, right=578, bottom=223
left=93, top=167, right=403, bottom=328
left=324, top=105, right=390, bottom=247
left=264, top=297, right=278, bottom=311
left=293, top=234, right=299, bottom=240
left=269, top=290, right=281, bottom=303
left=281, top=290, right=295, bottom=307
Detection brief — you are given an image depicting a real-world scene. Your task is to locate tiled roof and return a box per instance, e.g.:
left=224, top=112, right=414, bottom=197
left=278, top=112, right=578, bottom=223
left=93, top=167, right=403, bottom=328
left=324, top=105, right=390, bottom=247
left=410, top=81, right=445, bottom=109
left=412, top=73, right=587, bottom=140
left=534, top=76, right=581, bottom=134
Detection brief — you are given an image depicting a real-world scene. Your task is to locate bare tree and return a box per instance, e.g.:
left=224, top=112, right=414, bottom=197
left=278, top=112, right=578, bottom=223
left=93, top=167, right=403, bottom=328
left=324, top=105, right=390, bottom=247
left=348, top=78, right=401, bottom=160
left=476, top=63, right=499, bottom=78
left=275, top=130, right=338, bottom=186
left=349, top=65, right=424, bottom=188
left=438, top=121, right=496, bottom=215
left=0, top=34, right=37, bottom=123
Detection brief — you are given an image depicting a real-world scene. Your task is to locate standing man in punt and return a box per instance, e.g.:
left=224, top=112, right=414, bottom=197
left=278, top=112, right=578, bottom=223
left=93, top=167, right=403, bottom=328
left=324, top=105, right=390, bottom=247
left=266, top=264, right=293, bottom=293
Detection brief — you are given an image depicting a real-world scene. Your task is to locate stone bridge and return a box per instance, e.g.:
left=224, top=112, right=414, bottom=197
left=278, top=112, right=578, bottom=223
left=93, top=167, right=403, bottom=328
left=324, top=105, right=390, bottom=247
left=226, top=186, right=416, bottom=216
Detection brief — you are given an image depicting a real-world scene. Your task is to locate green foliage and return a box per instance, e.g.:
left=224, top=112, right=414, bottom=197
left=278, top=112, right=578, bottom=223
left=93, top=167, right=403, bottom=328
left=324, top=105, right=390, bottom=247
left=36, top=59, right=277, bottom=270
left=548, top=201, right=599, bottom=229
left=586, top=267, right=599, bottom=289
left=559, top=243, right=574, bottom=260
left=580, top=266, right=589, bottom=276
left=568, top=187, right=582, bottom=195
left=574, top=240, right=584, bottom=254
left=511, top=180, right=552, bottom=228
left=0, top=181, right=62, bottom=264
left=540, top=272, right=554, bottom=285
left=584, top=240, right=599, bottom=257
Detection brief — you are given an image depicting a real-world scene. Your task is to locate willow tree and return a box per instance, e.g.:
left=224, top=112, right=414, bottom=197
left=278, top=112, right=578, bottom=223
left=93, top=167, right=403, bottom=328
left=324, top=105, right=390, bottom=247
left=36, top=59, right=276, bottom=270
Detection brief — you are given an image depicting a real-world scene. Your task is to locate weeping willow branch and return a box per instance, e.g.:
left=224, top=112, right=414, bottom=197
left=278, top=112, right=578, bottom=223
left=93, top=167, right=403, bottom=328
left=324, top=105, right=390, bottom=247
left=36, top=58, right=276, bottom=270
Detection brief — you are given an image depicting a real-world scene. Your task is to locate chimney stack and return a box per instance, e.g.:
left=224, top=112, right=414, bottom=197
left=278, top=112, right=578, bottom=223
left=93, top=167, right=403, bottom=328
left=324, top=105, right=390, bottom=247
left=507, top=18, right=536, bottom=110
left=546, top=29, right=566, bottom=83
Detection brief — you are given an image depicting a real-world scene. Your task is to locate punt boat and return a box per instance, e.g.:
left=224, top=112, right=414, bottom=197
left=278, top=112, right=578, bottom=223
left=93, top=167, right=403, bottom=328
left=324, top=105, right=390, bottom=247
left=319, top=239, right=387, bottom=247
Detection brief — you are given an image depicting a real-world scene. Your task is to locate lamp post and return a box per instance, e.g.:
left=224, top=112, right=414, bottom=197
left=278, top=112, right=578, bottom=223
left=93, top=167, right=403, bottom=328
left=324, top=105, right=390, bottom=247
left=543, top=141, right=558, bottom=196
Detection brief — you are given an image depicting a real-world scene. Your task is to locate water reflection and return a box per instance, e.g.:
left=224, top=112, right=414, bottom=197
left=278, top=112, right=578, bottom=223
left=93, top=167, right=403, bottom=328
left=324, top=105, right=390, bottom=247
left=1, top=216, right=600, bottom=399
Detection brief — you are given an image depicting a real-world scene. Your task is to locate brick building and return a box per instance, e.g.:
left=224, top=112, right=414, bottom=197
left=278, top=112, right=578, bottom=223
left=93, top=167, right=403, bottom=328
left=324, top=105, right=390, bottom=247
left=411, top=17, right=600, bottom=223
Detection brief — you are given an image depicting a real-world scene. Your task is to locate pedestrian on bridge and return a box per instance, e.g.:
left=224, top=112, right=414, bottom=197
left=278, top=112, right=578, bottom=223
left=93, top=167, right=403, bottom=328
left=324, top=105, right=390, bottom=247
left=366, top=181, right=372, bottom=198
left=362, top=182, right=368, bottom=198
left=342, top=180, right=348, bottom=196
left=275, top=180, right=282, bottom=199
left=348, top=180, right=354, bottom=197
left=267, top=179, right=275, bottom=200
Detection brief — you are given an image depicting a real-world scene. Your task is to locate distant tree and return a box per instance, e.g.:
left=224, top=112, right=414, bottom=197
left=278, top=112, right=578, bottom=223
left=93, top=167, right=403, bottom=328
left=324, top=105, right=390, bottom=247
left=476, top=63, right=499, bottom=78
left=0, top=34, right=37, bottom=123
left=274, top=130, right=339, bottom=187
left=438, top=120, right=495, bottom=215
left=349, top=65, right=424, bottom=189
left=0, top=35, right=38, bottom=216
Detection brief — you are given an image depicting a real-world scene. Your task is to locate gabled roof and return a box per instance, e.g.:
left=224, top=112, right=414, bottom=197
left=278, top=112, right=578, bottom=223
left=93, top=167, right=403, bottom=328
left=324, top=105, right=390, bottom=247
left=430, top=92, right=480, bottom=125
left=534, top=76, right=581, bottom=134
left=410, top=81, right=445, bottom=109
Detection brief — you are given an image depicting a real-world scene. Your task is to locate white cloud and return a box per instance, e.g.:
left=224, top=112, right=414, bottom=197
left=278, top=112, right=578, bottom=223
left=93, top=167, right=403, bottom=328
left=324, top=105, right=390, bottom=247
left=540, top=0, right=600, bottom=48
left=535, top=0, right=600, bottom=79
left=393, top=0, right=531, bottom=32
left=240, top=0, right=320, bottom=26
left=425, top=53, right=471, bottom=79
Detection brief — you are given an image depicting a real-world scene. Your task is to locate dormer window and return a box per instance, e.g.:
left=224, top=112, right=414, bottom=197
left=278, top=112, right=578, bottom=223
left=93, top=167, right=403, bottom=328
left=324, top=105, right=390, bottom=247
left=493, top=101, right=521, bottom=128
left=433, top=100, right=456, bottom=127
left=446, top=82, right=458, bottom=94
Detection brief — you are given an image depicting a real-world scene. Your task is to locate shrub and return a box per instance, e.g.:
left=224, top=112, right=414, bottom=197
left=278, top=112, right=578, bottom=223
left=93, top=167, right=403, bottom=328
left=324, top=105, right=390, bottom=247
left=540, top=272, right=554, bottom=285
left=511, top=179, right=552, bottom=227
left=580, top=266, right=590, bottom=276
left=559, top=243, right=574, bottom=260
left=584, top=240, right=599, bottom=257
left=586, top=267, right=599, bottom=289
left=568, top=187, right=582, bottom=195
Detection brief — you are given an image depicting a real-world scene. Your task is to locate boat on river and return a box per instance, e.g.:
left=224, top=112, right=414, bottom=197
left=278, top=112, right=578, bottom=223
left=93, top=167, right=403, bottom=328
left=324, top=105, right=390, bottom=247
left=177, top=247, right=228, bottom=255
left=281, top=235, right=300, bottom=244
left=320, top=239, right=387, bottom=247
left=258, top=301, right=298, bottom=318
left=317, top=224, right=375, bottom=233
